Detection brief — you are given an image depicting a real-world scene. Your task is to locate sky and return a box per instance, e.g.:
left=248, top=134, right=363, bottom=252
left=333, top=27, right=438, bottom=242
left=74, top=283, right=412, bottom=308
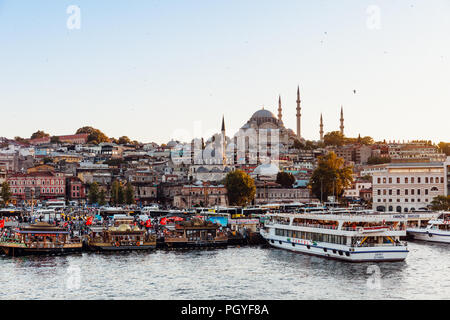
left=0, top=0, right=449, bottom=145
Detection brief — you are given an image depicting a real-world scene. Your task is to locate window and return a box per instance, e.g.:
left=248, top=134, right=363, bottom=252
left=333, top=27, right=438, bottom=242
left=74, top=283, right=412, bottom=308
left=430, top=177, right=434, bottom=183
left=397, top=177, right=400, bottom=183
left=411, top=177, right=415, bottom=184
left=425, top=177, right=429, bottom=183
left=405, top=177, right=409, bottom=183
left=405, top=189, right=409, bottom=195
left=397, top=189, right=400, bottom=195
left=389, top=178, right=392, bottom=183
left=411, top=189, right=415, bottom=195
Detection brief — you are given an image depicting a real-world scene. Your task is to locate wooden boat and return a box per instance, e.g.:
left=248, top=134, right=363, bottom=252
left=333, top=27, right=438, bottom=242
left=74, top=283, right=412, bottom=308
left=0, top=222, right=82, bottom=257
left=163, top=218, right=228, bottom=249
left=86, top=217, right=156, bottom=251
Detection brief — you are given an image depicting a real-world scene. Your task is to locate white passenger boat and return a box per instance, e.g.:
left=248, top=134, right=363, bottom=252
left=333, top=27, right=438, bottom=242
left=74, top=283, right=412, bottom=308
left=406, top=212, right=450, bottom=243
left=260, top=210, right=408, bottom=262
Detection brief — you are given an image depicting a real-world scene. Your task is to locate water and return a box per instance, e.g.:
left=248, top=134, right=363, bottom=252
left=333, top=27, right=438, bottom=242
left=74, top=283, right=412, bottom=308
left=0, top=241, right=449, bottom=300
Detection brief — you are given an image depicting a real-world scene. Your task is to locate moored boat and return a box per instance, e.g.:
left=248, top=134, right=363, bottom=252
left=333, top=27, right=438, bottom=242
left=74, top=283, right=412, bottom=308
left=86, top=217, right=156, bottom=251
left=406, top=212, right=450, bottom=243
left=260, top=210, right=409, bottom=262
left=163, top=218, right=228, bottom=249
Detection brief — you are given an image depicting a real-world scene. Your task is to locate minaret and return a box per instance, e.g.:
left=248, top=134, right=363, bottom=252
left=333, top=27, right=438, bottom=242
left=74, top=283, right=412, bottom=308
left=320, top=113, right=324, bottom=141
left=221, top=115, right=227, bottom=165
left=277, top=95, right=282, bottom=123
left=296, top=86, right=301, bottom=140
left=340, top=106, right=344, bottom=136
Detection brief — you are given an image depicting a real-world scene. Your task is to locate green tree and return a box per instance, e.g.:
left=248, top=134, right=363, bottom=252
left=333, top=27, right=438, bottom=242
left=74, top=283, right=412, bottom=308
left=125, top=182, right=135, bottom=205
left=224, top=170, right=256, bottom=206
left=88, top=182, right=99, bottom=204
left=76, top=126, right=109, bottom=144
left=309, top=152, right=354, bottom=202
left=323, top=131, right=345, bottom=147
left=430, top=195, right=450, bottom=211
left=30, top=130, right=50, bottom=140
left=110, top=180, right=125, bottom=205
left=276, top=172, right=296, bottom=188
left=0, top=182, right=12, bottom=207
left=98, top=189, right=106, bottom=206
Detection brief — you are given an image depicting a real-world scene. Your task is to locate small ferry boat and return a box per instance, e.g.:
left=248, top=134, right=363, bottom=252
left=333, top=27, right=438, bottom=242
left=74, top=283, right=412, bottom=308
left=163, top=218, right=228, bottom=249
left=260, top=210, right=409, bottom=262
left=86, top=217, right=156, bottom=251
left=406, top=212, right=450, bottom=243
left=0, top=222, right=82, bottom=257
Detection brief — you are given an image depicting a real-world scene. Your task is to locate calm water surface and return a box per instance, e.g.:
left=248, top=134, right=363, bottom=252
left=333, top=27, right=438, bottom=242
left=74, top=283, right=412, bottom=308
left=0, top=242, right=449, bottom=300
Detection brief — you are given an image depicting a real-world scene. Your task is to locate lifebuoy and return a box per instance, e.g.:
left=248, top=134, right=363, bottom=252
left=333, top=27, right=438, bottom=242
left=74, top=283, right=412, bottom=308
left=136, top=242, right=140, bottom=246
left=115, top=242, right=120, bottom=247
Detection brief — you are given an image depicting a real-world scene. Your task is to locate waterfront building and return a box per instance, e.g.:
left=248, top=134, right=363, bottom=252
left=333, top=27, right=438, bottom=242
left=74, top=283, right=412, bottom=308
left=372, top=159, right=450, bottom=212
left=173, top=183, right=228, bottom=208
left=7, top=171, right=66, bottom=205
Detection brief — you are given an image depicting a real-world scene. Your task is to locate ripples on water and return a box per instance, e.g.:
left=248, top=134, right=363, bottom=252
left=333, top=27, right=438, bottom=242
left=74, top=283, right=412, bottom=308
left=0, top=242, right=449, bottom=300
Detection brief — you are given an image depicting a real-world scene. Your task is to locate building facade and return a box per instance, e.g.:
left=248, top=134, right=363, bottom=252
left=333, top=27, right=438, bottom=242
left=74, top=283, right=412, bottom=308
left=372, top=161, right=449, bottom=212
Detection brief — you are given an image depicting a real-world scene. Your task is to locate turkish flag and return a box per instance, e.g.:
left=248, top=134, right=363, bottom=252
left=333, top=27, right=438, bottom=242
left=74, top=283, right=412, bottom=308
left=160, top=217, right=167, bottom=225
left=86, top=217, right=93, bottom=226
left=145, top=219, right=152, bottom=228
left=0, top=219, right=4, bottom=229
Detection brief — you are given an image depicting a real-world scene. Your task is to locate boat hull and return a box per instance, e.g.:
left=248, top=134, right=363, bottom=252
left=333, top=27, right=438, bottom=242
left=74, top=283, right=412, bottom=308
left=407, top=229, right=450, bottom=244
left=0, top=244, right=82, bottom=257
left=164, top=240, right=228, bottom=249
left=86, top=242, right=156, bottom=251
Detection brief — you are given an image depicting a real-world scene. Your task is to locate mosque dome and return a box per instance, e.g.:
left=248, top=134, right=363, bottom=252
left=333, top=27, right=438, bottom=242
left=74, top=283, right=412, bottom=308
left=250, top=109, right=277, bottom=121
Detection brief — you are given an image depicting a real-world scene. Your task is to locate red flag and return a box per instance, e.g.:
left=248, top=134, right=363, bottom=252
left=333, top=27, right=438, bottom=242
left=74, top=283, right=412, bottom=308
left=160, top=217, right=167, bottom=225
left=0, top=219, right=4, bottom=229
left=86, top=217, right=93, bottom=226
left=145, top=219, right=152, bottom=228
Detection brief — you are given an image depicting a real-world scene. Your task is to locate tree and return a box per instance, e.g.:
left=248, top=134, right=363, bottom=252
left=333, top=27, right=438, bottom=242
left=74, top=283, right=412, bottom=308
left=125, top=182, right=135, bottom=205
left=438, top=142, right=450, bottom=156
left=88, top=182, right=99, bottom=204
left=98, top=189, right=106, bottom=206
left=14, top=136, right=28, bottom=144
left=309, top=152, right=354, bottom=202
left=430, top=195, right=450, bottom=211
left=276, top=172, right=295, bottom=188
left=323, top=131, right=345, bottom=147
left=118, top=136, right=131, bottom=145
left=367, top=156, right=391, bottom=165
left=76, top=126, right=109, bottom=144
left=50, top=136, right=61, bottom=144
left=224, top=170, right=256, bottom=206
left=0, top=182, right=12, bottom=207
left=30, top=130, right=50, bottom=140
left=110, top=180, right=125, bottom=205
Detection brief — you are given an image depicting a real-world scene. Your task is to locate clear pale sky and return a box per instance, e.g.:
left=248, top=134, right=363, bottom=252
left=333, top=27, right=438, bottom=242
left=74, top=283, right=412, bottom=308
left=0, top=0, right=449, bottom=144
